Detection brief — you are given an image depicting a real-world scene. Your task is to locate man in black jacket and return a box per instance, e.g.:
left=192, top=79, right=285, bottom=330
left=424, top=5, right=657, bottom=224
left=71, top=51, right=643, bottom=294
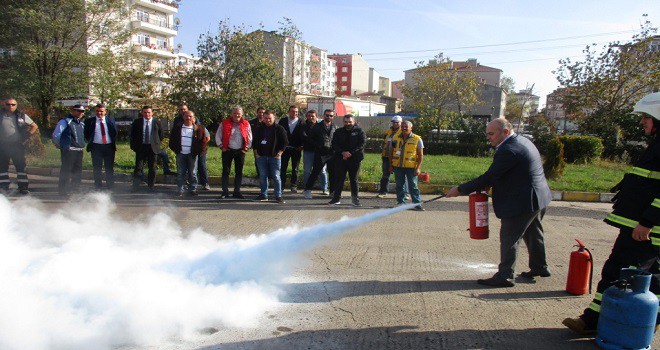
left=253, top=110, right=288, bottom=203
left=130, top=106, right=163, bottom=191
left=303, top=109, right=336, bottom=199
left=563, top=92, right=660, bottom=335
left=278, top=105, right=302, bottom=192
left=328, top=114, right=366, bottom=206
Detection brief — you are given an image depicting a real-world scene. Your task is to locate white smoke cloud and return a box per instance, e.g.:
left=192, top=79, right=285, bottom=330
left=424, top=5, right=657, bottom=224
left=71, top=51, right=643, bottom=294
left=0, top=193, right=414, bottom=350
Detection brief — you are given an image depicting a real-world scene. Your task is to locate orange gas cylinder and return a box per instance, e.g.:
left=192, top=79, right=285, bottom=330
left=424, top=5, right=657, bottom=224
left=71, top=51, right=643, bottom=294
left=419, top=172, right=430, bottom=182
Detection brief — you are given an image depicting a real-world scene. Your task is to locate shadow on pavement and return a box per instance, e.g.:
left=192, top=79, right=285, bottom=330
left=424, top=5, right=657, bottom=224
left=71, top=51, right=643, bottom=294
left=197, top=326, right=596, bottom=350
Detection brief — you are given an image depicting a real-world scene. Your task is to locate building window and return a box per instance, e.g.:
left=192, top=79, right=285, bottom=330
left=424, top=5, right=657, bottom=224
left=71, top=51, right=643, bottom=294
left=341, top=67, right=348, bottom=73
left=138, top=33, right=150, bottom=46
left=341, top=86, right=347, bottom=91
left=341, top=76, right=347, bottom=82
left=341, top=58, right=348, bottom=63
left=136, top=9, right=149, bottom=22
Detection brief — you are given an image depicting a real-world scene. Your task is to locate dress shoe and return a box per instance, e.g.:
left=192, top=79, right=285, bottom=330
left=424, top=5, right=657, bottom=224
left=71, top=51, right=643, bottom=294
left=477, top=276, right=515, bottom=288
left=562, top=317, right=596, bottom=335
left=220, top=193, right=230, bottom=199
left=520, top=270, right=551, bottom=279
left=232, top=193, right=245, bottom=199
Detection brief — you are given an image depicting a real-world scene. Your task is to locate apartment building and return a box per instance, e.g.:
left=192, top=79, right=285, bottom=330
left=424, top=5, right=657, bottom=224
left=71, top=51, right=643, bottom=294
left=261, top=31, right=336, bottom=97
left=546, top=88, right=578, bottom=134
left=510, top=88, right=540, bottom=118
left=403, top=58, right=506, bottom=118
left=329, top=54, right=373, bottom=96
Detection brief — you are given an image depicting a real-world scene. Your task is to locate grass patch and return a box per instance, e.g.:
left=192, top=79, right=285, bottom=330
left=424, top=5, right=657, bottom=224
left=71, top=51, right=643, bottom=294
left=30, top=139, right=628, bottom=192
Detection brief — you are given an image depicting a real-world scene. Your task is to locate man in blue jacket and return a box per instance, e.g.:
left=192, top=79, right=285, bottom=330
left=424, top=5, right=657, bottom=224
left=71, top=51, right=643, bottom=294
left=84, top=104, right=117, bottom=191
left=52, top=104, right=86, bottom=195
left=446, top=118, right=552, bottom=287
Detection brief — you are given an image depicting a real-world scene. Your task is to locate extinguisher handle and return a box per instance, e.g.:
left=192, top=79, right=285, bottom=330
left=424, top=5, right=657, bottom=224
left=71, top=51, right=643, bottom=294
left=574, top=238, right=586, bottom=248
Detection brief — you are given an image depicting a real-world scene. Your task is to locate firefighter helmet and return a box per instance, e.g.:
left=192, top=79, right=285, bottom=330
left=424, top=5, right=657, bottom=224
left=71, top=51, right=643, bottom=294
left=632, top=92, right=660, bottom=121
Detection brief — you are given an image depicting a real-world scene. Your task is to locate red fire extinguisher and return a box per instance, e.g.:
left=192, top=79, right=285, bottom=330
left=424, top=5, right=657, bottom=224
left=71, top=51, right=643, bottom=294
left=468, top=191, right=489, bottom=239
left=566, top=239, right=593, bottom=295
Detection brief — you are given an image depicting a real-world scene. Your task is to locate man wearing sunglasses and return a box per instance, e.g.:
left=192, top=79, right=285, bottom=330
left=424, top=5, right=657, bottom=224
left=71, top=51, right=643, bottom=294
left=0, top=98, right=38, bottom=195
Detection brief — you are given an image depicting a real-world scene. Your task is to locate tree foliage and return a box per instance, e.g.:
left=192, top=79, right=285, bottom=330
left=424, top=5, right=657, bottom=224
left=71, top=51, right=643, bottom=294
left=167, top=21, right=294, bottom=126
left=0, top=0, right=130, bottom=125
left=553, top=20, right=659, bottom=157
left=402, top=54, right=481, bottom=117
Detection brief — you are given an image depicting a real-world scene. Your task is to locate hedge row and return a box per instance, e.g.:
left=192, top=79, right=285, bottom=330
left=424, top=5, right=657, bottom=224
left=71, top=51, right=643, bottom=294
left=556, top=135, right=604, bottom=164
left=364, top=138, right=490, bottom=157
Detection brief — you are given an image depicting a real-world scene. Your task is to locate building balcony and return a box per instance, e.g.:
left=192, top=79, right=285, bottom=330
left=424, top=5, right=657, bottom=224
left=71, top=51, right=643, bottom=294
left=131, top=18, right=177, bottom=37
left=132, top=0, right=178, bottom=14
left=132, top=43, right=177, bottom=59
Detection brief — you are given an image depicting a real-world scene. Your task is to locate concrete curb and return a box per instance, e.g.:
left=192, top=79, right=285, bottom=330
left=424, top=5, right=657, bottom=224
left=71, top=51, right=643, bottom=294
left=27, top=166, right=614, bottom=203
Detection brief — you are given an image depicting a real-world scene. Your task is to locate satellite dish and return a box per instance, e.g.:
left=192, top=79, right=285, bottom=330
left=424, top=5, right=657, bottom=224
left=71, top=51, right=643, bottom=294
left=174, top=17, right=180, bottom=25
left=176, top=43, right=182, bottom=50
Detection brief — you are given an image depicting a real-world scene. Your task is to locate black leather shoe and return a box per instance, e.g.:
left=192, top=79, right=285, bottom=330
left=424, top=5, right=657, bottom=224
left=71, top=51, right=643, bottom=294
left=477, top=276, right=515, bottom=287
left=520, top=270, right=551, bottom=279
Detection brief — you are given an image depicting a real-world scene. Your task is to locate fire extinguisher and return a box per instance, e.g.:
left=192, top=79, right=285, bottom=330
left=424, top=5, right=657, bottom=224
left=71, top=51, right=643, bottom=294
left=566, top=239, right=593, bottom=295
left=468, top=191, right=489, bottom=239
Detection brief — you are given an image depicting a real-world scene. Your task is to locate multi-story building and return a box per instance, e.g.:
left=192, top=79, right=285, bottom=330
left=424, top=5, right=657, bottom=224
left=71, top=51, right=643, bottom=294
left=329, top=54, right=373, bottom=96
left=379, top=77, right=391, bottom=96
left=261, top=31, right=336, bottom=97
left=127, top=0, right=179, bottom=61
left=546, top=88, right=578, bottom=134
left=511, top=88, right=540, bottom=119
left=403, top=58, right=506, bottom=118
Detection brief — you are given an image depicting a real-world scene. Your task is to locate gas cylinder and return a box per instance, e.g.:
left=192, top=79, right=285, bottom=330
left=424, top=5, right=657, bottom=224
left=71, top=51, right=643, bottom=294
left=468, top=191, right=489, bottom=240
left=419, top=172, right=430, bottom=182
left=596, top=268, right=658, bottom=350
left=565, top=239, right=592, bottom=295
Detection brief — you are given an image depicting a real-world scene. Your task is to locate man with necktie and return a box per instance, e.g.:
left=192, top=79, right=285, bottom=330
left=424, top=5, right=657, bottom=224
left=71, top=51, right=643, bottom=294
left=84, top=104, right=117, bottom=191
left=130, top=106, right=163, bottom=191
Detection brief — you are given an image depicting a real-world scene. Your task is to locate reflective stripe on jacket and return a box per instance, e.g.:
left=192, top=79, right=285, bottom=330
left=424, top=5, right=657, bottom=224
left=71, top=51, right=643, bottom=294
left=604, top=137, right=660, bottom=245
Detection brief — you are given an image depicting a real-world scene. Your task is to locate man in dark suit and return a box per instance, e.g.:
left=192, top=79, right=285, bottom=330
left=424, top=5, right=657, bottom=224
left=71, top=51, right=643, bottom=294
left=278, top=105, right=302, bottom=192
left=84, top=104, right=117, bottom=190
left=446, top=118, right=552, bottom=287
left=130, top=106, right=163, bottom=191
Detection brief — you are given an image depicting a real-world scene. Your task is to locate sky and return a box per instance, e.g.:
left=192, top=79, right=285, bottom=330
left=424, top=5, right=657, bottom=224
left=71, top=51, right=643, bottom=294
left=173, top=0, right=659, bottom=107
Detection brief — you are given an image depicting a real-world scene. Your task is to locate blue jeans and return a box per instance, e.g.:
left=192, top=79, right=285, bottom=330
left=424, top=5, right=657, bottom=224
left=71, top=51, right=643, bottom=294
left=393, top=167, right=421, bottom=204
left=197, top=153, right=208, bottom=186
left=303, top=150, right=327, bottom=191
left=256, top=156, right=282, bottom=198
left=176, top=153, right=198, bottom=191
left=380, top=156, right=407, bottom=195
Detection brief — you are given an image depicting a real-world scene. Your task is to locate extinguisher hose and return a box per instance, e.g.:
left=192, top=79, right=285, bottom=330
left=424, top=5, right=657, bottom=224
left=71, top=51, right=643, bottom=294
left=584, top=247, right=594, bottom=294
left=423, top=193, right=446, bottom=203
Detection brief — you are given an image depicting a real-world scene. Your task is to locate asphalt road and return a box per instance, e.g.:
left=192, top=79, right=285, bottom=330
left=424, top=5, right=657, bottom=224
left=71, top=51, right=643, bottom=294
left=8, top=175, right=658, bottom=350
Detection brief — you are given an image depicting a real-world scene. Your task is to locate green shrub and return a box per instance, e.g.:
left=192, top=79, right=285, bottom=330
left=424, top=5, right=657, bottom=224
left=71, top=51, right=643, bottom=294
left=424, top=142, right=491, bottom=157
left=558, top=135, right=603, bottom=164
left=543, top=137, right=566, bottom=179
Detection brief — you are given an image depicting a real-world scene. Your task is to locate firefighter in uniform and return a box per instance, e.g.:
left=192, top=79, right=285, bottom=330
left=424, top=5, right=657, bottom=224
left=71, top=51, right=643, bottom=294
left=390, top=120, right=424, bottom=211
left=563, top=92, right=660, bottom=335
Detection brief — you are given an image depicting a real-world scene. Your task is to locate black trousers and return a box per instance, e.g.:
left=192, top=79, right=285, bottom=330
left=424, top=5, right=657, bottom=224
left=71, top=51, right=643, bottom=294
left=133, top=145, right=156, bottom=188
left=304, top=153, right=334, bottom=192
left=0, top=142, right=28, bottom=190
left=59, top=149, right=83, bottom=194
left=581, top=227, right=660, bottom=327
left=90, top=143, right=115, bottom=189
left=281, top=147, right=301, bottom=190
left=331, top=157, right=361, bottom=201
left=221, top=149, right=245, bottom=195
